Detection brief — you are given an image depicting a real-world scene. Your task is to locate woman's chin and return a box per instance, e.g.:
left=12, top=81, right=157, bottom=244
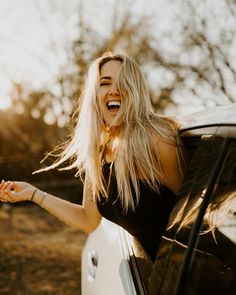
left=103, top=120, right=123, bottom=134
left=104, top=116, right=122, bottom=127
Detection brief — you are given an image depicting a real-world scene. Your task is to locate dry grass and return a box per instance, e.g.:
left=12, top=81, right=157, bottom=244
left=0, top=204, right=87, bottom=295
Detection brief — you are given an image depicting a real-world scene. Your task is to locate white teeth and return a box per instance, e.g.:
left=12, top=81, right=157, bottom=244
left=107, top=101, right=121, bottom=107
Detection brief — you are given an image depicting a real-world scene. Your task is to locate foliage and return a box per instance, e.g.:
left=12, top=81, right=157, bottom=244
left=0, top=0, right=235, bottom=191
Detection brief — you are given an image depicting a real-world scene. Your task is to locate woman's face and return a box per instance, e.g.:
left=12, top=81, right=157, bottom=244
left=98, top=60, right=123, bottom=129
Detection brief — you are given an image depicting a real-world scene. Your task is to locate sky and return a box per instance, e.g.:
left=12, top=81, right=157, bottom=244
left=0, top=0, right=181, bottom=110
left=0, top=0, right=235, bottom=116
left=0, top=0, right=150, bottom=109
left=0, top=0, right=80, bottom=109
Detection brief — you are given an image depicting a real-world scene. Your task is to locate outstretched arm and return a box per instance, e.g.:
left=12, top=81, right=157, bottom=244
left=0, top=177, right=102, bottom=234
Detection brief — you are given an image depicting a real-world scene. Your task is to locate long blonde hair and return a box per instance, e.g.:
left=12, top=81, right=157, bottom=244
left=39, top=52, right=185, bottom=211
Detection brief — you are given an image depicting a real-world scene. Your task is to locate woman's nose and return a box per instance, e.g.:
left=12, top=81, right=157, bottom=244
left=108, top=85, right=119, bottom=96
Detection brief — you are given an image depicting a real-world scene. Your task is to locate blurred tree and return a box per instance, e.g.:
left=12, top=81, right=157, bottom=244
left=1, top=0, right=235, bottom=199
left=1, top=0, right=235, bottom=121
left=0, top=107, right=82, bottom=202
left=0, top=85, right=81, bottom=202
left=58, top=0, right=236, bottom=115
left=135, top=0, right=236, bottom=112
left=1, top=0, right=235, bottom=149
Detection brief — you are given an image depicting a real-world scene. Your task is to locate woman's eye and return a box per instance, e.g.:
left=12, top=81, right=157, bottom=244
left=100, top=82, right=109, bottom=86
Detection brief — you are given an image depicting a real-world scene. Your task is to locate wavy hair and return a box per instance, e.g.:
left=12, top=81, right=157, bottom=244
left=38, top=52, right=185, bottom=211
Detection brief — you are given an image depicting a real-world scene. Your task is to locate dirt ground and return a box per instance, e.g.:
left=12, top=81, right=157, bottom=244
left=0, top=203, right=87, bottom=295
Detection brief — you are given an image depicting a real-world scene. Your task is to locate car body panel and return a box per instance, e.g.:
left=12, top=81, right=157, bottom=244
left=179, top=104, right=236, bottom=131
left=81, top=218, right=137, bottom=295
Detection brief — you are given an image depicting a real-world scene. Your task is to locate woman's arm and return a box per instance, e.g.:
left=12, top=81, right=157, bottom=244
left=0, top=177, right=102, bottom=234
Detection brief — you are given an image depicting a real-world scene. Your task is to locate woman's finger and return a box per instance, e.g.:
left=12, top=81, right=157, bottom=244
left=6, top=184, right=14, bottom=197
left=0, top=180, right=4, bottom=189
left=0, top=188, right=11, bottom=202
left=2, top=182, right=10, bottom=194
left=8, top=181, right=20, bottom=192
left=2, top=181, right=11, bottom=193
left=0, top=181, right=23, bottom=202
left=0, top=181, right=7, bottom=197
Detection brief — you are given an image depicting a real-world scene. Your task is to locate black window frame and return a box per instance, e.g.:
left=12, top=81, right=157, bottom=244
left=173, top=135, right=231, bottom=295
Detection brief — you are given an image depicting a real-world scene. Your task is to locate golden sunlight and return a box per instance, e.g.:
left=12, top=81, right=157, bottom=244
left=0, top=0, right=76, bottom=111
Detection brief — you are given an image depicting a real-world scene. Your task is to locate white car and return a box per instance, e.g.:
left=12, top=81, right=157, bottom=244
left=82, top=104, right=236, bottom=295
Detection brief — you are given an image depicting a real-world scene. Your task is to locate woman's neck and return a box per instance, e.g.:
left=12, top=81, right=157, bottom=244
left=106, top=124, right=123, bottom=137
left=101, top=124, right=124, bottom=163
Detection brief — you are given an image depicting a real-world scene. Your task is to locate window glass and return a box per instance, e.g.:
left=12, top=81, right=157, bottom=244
left=148, top=134, right=231, bottom=295
left=183, top=139, right=236, bottom=295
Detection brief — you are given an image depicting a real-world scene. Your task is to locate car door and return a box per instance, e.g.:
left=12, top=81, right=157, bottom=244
left=81, top=217, right=137, bottom=295
left=148, top=126, right=236, bottom=295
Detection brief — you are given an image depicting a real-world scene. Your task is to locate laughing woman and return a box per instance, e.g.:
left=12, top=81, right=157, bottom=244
left=0, top=52, right=186, bottom=261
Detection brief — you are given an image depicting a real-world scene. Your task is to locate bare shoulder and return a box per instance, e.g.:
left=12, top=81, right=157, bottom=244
left=158, top=138, right=179, bottom=158
left=150, top=129, right=182, bottom=194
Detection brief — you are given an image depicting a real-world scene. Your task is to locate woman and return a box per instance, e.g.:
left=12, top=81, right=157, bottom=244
left=0, top=52, right=186, bottom=261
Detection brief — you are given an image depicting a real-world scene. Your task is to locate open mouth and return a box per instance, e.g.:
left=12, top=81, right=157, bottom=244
left=106, top=101, right=121, bottom=113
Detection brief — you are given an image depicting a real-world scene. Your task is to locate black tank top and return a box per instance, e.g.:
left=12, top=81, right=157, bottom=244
left=96, top=162, right=177, bottom=261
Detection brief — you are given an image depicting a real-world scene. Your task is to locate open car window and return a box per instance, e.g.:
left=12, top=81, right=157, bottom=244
left=148, top=130, right=236, bottom=295
left=181, top=138, right=236, bottom=295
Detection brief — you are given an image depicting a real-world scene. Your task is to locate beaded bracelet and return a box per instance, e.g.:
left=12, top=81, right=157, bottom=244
left=30, top=189, right=37, bottom=202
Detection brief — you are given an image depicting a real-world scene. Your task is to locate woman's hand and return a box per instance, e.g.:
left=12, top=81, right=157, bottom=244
left=0, top=180, right=36, bottom=203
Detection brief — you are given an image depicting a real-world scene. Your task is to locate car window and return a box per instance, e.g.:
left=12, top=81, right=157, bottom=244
left=181, top=138, right=236, bottom=295
left=148, top=133, right=235, bottom=295
left=128, top=236, right=153, bottom=295
left=128, top=133, right=204, bottom=293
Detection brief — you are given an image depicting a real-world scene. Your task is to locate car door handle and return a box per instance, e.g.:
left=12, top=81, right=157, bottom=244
left=87, top=250, right=98, bottom=280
